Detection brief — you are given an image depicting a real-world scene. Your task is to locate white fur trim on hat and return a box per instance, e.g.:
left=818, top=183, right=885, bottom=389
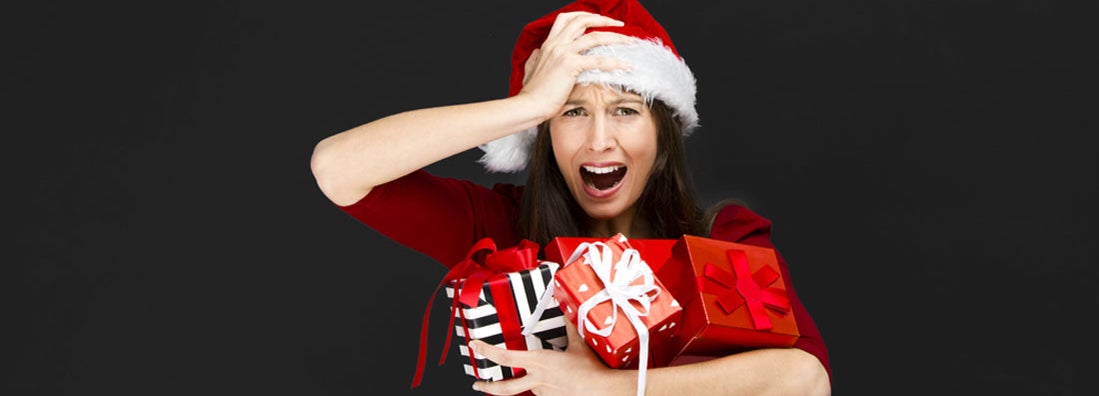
left=577, top=38, right=699, bottom=134
left=478, top=38, right=698, bottom=173
left=477, top=126, right=538, bottom=173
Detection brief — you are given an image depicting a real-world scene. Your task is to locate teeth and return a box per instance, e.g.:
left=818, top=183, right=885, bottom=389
left=583, top=165, right=622, bottom=174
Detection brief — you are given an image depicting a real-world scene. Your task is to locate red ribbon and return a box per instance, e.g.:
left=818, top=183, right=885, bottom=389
left=486, top=272, right=528, bottom=378
left=696, top=249, right=791, bottom=331
left=411, top=238, right=541, bottom=388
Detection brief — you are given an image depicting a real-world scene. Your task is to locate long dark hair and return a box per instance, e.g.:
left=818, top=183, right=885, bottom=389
left=519, top=98, right=705, bottom=246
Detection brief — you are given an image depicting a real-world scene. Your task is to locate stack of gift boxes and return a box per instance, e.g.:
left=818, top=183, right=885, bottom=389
left=413, top=233, right=800, bottom=393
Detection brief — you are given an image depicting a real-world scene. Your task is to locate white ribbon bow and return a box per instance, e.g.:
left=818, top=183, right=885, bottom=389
left=522, top=239, right=661, bottom=396
left=572, top=240, right=661, bottom=396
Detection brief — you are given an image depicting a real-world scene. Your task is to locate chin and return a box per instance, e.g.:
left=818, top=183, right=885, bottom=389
left=578, top=202, right=629, bottom=221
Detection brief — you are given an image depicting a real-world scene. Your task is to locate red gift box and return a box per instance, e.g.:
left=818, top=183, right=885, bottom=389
left=546, top=236, right=677, bottom=273
left=412, top=238, right=564, bottom=393
left=546, top=236, right=684, bottom=365
left=550, top=234, right=682, bottom=395
left=657, top=235, right=800, bottom=360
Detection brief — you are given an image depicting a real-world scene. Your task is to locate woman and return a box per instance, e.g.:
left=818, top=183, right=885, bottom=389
left=310, top=0, right=831, bottom=394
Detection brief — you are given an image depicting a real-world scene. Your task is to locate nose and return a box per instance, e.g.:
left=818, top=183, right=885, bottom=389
left=586, top=114, right=616, bottom=153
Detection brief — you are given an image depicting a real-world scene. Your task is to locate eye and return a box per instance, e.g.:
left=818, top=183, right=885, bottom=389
left=563, top=107, right=587, bottom=117
left=614, top=107, right=640, bottom=116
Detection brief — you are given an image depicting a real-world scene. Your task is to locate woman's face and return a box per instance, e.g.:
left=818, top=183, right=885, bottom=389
left=550, top=84, right=658, bottom=223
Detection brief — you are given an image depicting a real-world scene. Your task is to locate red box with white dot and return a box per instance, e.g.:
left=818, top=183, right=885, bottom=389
left=548, top=233, right=683, bottom=369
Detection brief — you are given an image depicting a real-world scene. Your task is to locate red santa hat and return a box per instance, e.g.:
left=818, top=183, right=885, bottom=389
left=478, top=0, right=699, bottom=173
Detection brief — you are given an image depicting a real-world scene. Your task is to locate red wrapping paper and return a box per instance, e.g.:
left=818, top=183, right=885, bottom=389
left=412, top=238, right=550, bottom=391
left=549, top=234, right=682, bottom=369
left=545, top=237, right=677, bottom=273
left=657, top=235, right=800, bottom=360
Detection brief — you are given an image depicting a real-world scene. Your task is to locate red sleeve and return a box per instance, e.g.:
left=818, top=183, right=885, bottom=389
left=708, top=204, right=832, bottom=382
left=336, top=170, right=524, bottom=268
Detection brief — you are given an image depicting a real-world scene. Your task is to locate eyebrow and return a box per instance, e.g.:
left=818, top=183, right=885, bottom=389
left=565, top=97, right=646, bottom=106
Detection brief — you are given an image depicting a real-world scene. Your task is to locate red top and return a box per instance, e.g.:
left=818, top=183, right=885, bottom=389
left=338, top=169, right=831, bottom=381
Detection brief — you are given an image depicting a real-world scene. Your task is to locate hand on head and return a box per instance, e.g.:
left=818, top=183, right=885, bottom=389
left=518, top=11, right=636, bottom=120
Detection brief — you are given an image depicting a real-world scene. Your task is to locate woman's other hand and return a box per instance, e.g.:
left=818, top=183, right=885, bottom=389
left=469, top=318, right=633, bottom=396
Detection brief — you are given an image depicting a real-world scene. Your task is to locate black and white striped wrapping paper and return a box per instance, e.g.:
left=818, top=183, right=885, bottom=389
left=444, top=262, right=568, bottom=382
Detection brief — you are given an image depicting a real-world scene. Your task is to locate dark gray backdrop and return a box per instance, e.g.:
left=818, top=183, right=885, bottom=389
left=7, top=1, right=1096, bottom=395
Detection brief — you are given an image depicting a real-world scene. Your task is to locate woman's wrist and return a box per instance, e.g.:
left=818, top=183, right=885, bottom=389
left=506, top=91, right=559, bottom=130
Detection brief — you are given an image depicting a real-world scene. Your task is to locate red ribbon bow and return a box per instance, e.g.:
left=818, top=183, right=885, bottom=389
left=696, top=249, right=791, bottom=331
left=411, top=237, right=541, bottom=388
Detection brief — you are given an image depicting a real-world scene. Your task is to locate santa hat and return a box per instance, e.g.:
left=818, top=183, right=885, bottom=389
left=478, top=0, right=699, bottom=173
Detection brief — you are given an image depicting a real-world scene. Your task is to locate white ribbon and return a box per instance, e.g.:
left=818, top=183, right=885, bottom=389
left=569, top=240, right=660, bottom=396
left=522, top=262, right=560, bottom=338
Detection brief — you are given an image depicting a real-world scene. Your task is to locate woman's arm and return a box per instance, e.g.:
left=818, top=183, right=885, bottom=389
left=471, top=321, right=831, bottom=396
left=642, top=349, right=830, bottom=396
left=310, top=96, right=546, bottom=206
left=310, top=12, right=635, bottom=206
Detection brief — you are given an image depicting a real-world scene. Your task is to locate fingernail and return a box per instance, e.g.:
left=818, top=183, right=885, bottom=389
left=472, top=382, right=482, bottom=392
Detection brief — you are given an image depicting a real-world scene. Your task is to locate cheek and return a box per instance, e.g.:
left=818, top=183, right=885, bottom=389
left=626, top=133, right=659, bottom=169
left=549, top=131, right=579, bottom=171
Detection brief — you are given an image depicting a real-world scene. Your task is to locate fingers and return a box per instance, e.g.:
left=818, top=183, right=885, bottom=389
left=544, top=13, right=634, bottom=56
left=469, top=339, right=524, bottom=371
left=538, top=14, right=636, bottom=78
left=571, top=31, right=637, bottom=53
left=546, top=11, right=623, bottom=44
left=542, top=11, right=632, bottom=57
left=569, top=31, right=635, bottom=74
left=473, top=375, right=537, bottom=396
left=469, top=340, right=538, bottom=395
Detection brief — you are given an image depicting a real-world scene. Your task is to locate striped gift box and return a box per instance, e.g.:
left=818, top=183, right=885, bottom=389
left=445, top=262, right=568, bottom=382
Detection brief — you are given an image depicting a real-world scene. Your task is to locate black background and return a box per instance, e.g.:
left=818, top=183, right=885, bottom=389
left=7, top=1, right=1096, bottom=395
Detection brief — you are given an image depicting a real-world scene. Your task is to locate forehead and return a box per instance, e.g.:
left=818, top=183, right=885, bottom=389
left=567, top=84, right=645, bottom=102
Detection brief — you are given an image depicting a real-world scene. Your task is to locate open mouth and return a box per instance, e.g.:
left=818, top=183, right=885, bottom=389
left=581, top=164, right=627, bottom=191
